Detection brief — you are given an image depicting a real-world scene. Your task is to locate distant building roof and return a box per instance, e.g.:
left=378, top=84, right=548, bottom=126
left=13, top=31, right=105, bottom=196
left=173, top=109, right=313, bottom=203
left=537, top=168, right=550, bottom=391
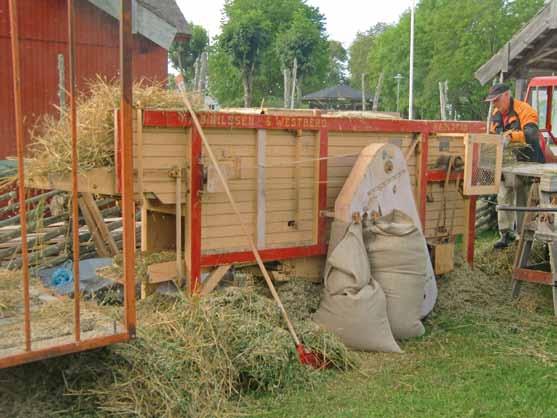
left=303, top=85, right=368, bottom=101
left=88, top=0, right=191, bottom=49
left=475, top=0, right=557, bottom=84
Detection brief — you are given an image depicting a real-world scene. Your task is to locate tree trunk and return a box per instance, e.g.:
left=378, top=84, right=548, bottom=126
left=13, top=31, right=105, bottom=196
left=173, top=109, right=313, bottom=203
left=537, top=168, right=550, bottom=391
left=372, top=72, right=384, bottom=112
left=243, top=72, right=253, bottom=108
left=290, top=58, right=298, bottom=110
left=283, top=68, right=291, bottom=108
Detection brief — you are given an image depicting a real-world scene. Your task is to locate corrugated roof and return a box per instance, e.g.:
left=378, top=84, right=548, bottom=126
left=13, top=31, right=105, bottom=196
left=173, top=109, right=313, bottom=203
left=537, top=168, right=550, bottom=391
left=475, top=0, right=557, bottom=85
left=138, top=0, right=190, bottom=35
left=87, top=0, right=190, bottom=49
left=303, top=85, right=367, bottom=101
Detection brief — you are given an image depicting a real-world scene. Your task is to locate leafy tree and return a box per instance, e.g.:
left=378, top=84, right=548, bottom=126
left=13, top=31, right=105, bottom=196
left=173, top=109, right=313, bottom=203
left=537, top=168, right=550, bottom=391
left=220, top=10, right=271, bottom=107
left=348, top=23, right=388, bottom=88
left=325, top=40, right=348, bottom=86
left=209, top=0, right=329, bottom=108
left=276, top=10, right=326, bottom=106
left=169, top=24, right=209, bottom=82
left=359, top=0, right=545, bottom=120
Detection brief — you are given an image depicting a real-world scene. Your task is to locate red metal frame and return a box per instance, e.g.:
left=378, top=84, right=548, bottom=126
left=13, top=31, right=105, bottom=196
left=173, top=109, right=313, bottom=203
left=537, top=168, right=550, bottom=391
left=2, top=0, right=136, bottom=370
left=8, top=0, right=31, bottom=354
left=466, top=196, right=477, bottom=265
left=68, top=0, right=81, bottom=344
left=318, top=128, right=328, bottom=246
left=143, top=110, right=484, bottom=134
left=189, top=126, right=203, bottom=293
left=418, top=131, right=430, bottom=228
left=526, top=78, right=556, bottom=133
left=141, top=110, right=485, bottom=275
left=513, top=268, right=552, bottom=285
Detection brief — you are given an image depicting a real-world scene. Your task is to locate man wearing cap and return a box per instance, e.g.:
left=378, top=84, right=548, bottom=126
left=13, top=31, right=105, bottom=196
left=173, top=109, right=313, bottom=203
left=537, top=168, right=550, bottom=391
left=486, top=83, right=545, bottom=249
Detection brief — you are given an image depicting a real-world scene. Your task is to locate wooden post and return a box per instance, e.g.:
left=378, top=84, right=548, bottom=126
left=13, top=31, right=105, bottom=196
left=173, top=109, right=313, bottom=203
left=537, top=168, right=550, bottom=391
left=256, top=129, right=266, bottom=248
left=463, top=196, right=477, bottom=266
left=81, top=193, right=119, bottom=256
left=120, top=0, right=136, bottom=337
left=200, top=264, right=232, bottom=296
left=174, top=168, right=184, bottom=281
left=57, top=54, right=65, bottom=112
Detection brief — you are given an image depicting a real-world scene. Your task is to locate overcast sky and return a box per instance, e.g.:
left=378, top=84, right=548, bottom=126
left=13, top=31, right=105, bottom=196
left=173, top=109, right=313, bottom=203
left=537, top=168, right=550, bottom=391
left=175, top=0, right=412, bottom=48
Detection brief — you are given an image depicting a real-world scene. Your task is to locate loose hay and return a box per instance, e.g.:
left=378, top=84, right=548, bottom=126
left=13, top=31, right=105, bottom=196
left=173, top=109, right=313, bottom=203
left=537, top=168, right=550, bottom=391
left=26, top=78, right=195, bottom=178
left=0, top=269, right=121, bottom=353
left=437, top=235, right=554, bottom=322
left=97, top=250, right=177, bottom=283
left=88, top=287, right=355, bottom=417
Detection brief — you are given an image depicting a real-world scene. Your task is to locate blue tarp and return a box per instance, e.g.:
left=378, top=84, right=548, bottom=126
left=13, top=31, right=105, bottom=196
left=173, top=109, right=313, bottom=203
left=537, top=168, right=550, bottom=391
left=38, top=258, right=114, bottom=295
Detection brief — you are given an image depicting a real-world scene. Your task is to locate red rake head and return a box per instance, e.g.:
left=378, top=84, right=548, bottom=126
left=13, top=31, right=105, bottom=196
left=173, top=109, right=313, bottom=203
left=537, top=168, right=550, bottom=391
left=296, top=344, right=328, bottom=369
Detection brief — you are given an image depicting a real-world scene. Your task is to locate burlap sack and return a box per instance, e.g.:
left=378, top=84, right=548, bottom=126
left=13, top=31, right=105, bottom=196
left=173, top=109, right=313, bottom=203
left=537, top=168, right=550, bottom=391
left=314, top=283, right=401, bottom=353
left=314, top=221, right=401, bottom=353
left=324, top=221, right=370, bottom=295
left=363, top=210, right=427, bottom=340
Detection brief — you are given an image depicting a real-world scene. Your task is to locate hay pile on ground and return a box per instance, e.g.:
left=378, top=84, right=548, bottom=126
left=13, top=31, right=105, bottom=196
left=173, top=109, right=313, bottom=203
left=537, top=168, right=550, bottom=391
left=4, top=235, right=557, bottom=417
left=436, top=234, right=553, bottom=321
left=83, top=286, right=355, bottom=417
left=0, top=270, right=28, bottom=318
left=253, top=276, right=322, bottom=321
left=0, top=269, right=120, bottom=352
left=97, top=250, right=177, bottom=284
left=26, top=78, right=189, bottom=178
left=0, top=274, right=354, bottom=417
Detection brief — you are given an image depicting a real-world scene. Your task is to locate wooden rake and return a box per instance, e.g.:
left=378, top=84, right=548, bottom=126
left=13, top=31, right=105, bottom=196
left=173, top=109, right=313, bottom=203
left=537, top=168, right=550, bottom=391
left=176, top=76, right=324, bottom=368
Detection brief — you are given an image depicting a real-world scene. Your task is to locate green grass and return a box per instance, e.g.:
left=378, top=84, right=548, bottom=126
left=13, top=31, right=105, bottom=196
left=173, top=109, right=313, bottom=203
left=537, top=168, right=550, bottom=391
left=247, top=315, right=557, bottom=418
left=2, top=232, right=557, bottom=417
left=246, top=233, right=557, bottom=418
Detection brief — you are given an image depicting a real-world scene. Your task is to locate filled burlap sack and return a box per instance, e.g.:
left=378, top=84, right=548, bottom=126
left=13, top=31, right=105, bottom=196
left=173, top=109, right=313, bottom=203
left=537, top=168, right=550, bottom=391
left=314, top=283, right=402, bottom=353
left=363, top=210, right=427, bottom=340
left=324, top=221, right=370, bottom=295
left=314, top=220, right=401, bottom=353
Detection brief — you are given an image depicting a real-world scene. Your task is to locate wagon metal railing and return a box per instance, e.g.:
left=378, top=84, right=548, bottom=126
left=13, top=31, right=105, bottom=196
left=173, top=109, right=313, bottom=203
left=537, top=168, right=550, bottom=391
left=1, top=0, right=136, bottom=369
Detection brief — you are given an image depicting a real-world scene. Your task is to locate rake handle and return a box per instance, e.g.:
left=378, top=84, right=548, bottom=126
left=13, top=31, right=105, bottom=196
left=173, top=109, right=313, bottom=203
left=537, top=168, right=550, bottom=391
left=177, top=78, right=302, bottom=347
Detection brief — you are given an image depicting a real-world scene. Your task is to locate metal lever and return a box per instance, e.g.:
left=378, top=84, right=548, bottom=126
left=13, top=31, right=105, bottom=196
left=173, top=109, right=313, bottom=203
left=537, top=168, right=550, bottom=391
left=496, top=205, right=557, bottom=213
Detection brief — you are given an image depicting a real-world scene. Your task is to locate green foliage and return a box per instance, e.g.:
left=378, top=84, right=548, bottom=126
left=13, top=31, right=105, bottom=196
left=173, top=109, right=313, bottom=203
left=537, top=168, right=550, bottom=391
left=209, top=0, right=337, bottom=108
left=326, top=40, right=348, bottom=85
left=349, top=0, right=545, bottom=120
left=169, top=24, right=209, bottom=80
left=348, top=23, right=388, bottom=88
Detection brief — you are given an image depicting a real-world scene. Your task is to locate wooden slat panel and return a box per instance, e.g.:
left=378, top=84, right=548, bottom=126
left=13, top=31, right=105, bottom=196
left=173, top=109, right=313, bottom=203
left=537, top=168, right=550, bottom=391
left=202, top=209, right=314, bottom=227
left=202, top=220, right=314, bottom=240
left=142, top=128, right=189, bottom=145
left=202, top=188, right=314, bottom=204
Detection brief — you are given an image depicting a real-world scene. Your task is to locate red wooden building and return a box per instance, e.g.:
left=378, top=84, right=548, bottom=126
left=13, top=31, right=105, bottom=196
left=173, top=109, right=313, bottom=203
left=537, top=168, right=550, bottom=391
left=0, top=0, right=190, bottom=159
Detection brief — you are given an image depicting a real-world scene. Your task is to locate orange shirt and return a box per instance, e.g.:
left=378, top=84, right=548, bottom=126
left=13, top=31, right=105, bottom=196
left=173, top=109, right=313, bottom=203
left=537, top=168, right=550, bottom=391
left=490, top=98, right=538, bottom=143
